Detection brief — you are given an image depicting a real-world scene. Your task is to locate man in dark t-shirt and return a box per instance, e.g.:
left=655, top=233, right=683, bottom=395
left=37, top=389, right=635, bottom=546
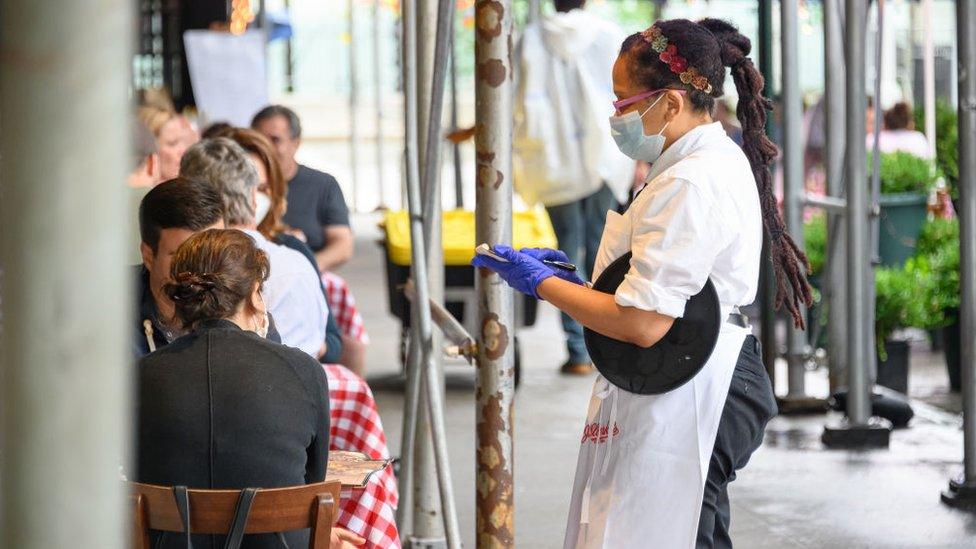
left=252, top=105, right=354, bottom=272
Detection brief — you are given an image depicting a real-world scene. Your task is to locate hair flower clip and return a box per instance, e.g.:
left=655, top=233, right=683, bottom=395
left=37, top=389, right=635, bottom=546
left=640, top=25, right=714, bottom=94
left=693, top=76, right=713, bottom=94
left=659, top=44, right=679, bottom=64
left=669, top=56, right=689, bottom=74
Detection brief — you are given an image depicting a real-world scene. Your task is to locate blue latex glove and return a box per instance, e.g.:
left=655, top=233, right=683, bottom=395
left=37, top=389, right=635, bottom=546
left=520, top=248, right=585, bottom=286
left=471, top=245, right=555, bottom=299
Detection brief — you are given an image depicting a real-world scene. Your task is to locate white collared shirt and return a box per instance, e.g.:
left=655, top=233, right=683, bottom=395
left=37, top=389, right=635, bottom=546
left=243, top=229, right=328, bottom=357
left=611, top=122, right=762, bottom=318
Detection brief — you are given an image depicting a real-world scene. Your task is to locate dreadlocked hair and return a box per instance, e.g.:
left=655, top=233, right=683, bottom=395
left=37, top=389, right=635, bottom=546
left=621, top=18, right=813, bottom=329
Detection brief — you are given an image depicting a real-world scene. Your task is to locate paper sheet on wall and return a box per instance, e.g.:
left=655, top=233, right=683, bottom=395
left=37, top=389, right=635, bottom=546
left=183, top=30, right=268, bottom=127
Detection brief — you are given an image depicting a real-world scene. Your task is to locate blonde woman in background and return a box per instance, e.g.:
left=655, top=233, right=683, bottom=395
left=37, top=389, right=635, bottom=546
left=138, top=104, right=199, bottom=180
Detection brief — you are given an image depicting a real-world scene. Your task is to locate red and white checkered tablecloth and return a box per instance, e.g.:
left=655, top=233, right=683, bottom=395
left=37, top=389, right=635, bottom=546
left=324, top=364, right=400, bottom=548
left=323, top=272, right=370, bottom=344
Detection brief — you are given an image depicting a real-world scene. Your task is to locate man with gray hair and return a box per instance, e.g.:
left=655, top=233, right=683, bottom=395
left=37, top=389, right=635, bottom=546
left=180, top=137, right=329, bottom=358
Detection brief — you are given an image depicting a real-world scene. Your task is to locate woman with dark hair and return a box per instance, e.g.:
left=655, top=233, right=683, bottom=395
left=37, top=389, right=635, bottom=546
left=137, top=229, right=363, bottom=549
left=867, top=101, right=932, bottom=158
left=473, top=19, right=806, bottom=548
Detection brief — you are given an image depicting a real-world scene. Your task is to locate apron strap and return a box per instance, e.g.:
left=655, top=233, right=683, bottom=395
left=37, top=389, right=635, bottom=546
left=601, top=390, right=619, bottom=475
left=580, top=379, right=619, bottom=525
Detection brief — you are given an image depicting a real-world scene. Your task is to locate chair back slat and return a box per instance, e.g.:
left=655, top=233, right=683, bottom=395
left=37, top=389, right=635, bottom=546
left=129, top=481, right=340, bottom=535
left=131, top=494, right=151, bottom=549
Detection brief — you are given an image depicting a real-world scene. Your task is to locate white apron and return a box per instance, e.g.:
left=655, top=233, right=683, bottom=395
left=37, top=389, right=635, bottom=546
left=563, top=208, right=750, bottom=549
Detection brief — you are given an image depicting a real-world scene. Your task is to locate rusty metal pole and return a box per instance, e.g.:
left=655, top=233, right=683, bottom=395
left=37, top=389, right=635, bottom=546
left=474, top=0, right=516, bottom=546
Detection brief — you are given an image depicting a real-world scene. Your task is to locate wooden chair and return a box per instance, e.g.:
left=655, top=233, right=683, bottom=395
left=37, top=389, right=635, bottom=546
left=130, top=480, right=341, bottom=549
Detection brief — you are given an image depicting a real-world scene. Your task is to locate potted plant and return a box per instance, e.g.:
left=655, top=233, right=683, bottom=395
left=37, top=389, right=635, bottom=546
left=872, top=151, right=938, bottom=267
left=914, top=100, right=959, bottom=199
left=908, top=218, right=961, bottom=390
left=874, top=264, right=926, bottom=394
left=803, top=212, right=827, bottom=284
left=803, top=213, right=827, bottom=347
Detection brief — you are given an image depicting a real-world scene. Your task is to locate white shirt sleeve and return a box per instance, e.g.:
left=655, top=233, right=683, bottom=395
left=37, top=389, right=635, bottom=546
left=614, top=177, right=728, bottom=318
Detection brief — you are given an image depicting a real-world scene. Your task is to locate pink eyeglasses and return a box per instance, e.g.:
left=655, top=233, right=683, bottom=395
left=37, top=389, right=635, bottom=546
left=613, top=88, right=686, bottom=113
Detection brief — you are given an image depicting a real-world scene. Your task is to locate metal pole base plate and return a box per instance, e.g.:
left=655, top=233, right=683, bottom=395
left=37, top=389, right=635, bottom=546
left=822, top=417, right=892, bottom=449
left=941, top=476, right=976, bottom=511
left=776, top=395, right=830, bottom=415
left=408, top=537, right=448, bottom=549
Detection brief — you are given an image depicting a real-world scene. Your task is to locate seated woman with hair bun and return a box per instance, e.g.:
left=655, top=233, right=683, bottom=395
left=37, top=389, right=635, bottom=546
left=136, top=228, right=363, bottom=549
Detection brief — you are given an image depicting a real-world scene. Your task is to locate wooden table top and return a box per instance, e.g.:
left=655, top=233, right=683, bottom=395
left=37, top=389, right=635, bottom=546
left=325, top=451, right=391, bottom=490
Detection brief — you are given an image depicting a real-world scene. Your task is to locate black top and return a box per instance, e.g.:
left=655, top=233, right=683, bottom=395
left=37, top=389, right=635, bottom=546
left=273, top=233, right=343, bottom=363
left=283, top=164, right=350, bottom=252
left=137, top=319, right=330, bottom=548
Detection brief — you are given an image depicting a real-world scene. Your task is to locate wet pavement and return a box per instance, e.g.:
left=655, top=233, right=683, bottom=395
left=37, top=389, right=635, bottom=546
left=342, top=213, right=976, bottom=548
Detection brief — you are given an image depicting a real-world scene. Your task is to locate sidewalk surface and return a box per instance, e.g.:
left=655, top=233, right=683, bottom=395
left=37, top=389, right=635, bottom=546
left=342, top=212, right=976, bottom=548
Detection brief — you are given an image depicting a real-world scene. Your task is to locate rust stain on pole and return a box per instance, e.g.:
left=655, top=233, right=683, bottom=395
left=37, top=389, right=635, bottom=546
left=481, top=314, right=509, bottom=360
left=476, top=392, right=514, bottom=547
left=476, top=149, right=504, bottom=190
left=475, top=1, right=504, bottom=40
left=477, top=58, right=507, bottom=87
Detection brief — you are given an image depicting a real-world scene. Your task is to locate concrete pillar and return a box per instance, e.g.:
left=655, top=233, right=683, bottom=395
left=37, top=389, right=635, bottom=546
left=0, top=0, right=132, bottom=546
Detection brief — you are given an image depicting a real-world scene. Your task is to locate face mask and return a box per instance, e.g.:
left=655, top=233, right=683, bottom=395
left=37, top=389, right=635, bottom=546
left=254, top=192, right=272, bottom=224
left=609, top=93, right=671, bottom=162
left=254, top=311, right=269, bottom=339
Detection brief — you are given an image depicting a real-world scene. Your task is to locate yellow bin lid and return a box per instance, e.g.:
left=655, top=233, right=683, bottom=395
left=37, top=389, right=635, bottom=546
left=383, top=209, right=559, bottom=266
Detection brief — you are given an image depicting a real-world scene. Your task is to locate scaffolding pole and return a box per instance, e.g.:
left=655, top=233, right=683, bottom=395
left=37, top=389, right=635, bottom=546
left=942, top=0, right=976, bottom=510
left=420, top=0, right=461, bottom=542
left=0, top=0, right=131, bottom=546
left=779, top=0, right=825, bottom=415
left=410, top=0, right=448, bottom=541
left=922, top=0, right=937, bottom=157
left=757, top=0, right=778, bottom=383
left=373, top=0, right=387, bottom=209
left=823, top=0, right=891, bottom=449
left=823, top=0, right=848, bottom=392
left=449, top=14, right=465, bottom=209
left=397, top=0, right=425, bottom=538
left=867, top=0, right=885, bottom=388
left=348, top=0, right=360, bottom=212
left=474, top=0, right=516, bottom=545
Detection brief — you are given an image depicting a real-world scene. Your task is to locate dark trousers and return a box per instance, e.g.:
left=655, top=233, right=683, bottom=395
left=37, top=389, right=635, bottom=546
left=696, top=335, right=778, bottom=549
left=544, top=184, right=619, bottom=363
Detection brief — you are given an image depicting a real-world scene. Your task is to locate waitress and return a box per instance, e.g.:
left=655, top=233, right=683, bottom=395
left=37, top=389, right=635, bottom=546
left=473, top=18, right=811, bottom=549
